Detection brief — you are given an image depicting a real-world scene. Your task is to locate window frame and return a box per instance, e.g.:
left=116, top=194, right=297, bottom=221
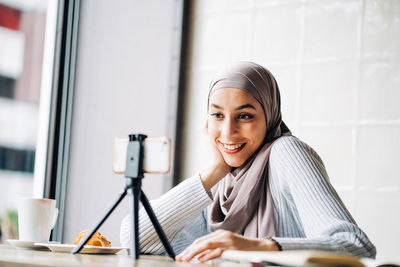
left=33, top=0, right=81, bottom=242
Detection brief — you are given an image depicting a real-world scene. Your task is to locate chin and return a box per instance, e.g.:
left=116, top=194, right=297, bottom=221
left=224, top=157, right=246, bottom=168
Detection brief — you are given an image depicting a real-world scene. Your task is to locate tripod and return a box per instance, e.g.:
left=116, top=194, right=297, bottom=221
left=71, top=134, right=176, bottom=259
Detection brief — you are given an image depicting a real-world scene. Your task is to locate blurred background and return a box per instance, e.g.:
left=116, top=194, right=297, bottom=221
left=0, top=0, right=399, bottom=260
left=0, top=0, right=47, bottom=240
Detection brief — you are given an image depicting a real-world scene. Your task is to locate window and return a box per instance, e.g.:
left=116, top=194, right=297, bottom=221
left=0, top=0, right=57, bottom=242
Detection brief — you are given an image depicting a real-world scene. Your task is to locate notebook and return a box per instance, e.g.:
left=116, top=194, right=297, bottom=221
left=221, top=250, right=400, bottom=267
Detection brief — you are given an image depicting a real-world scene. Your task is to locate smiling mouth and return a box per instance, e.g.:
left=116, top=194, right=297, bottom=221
left=219, top=141, right=246, bottom=153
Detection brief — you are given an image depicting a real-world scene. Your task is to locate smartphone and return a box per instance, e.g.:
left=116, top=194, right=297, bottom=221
left=112, top=136, right=171, bottom=174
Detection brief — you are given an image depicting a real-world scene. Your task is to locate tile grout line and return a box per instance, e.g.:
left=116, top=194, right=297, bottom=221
left=298, top=120, right=400, bottom=127
left=294, top=0, right=307, bottom=135
left=353, top=0, right=367, bottom=215
left=248, top=0, right=255, bottom=60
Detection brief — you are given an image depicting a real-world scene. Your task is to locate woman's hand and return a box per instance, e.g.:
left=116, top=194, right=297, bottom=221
left=199, top=122, right=231, bottom=191
left=175, top=230, right=279, bottom=262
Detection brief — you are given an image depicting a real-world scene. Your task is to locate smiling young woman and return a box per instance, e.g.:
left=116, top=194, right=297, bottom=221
left=120, top=62, right=376, bottom=262
left=207, top=88, right=267, bottom=167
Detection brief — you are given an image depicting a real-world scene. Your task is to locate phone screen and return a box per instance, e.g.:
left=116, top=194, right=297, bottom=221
left=112, top=137, right=171, bottom=174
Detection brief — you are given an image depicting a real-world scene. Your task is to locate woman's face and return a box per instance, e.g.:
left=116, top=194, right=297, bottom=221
left=207, top=88, right=267, bottom=167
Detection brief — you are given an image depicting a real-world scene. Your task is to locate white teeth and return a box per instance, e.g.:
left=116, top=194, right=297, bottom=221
left=223, top=143, right=244, bottom=150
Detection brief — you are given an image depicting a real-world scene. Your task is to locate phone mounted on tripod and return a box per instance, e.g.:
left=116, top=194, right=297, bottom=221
left=71, top=134, right=176, bottom=259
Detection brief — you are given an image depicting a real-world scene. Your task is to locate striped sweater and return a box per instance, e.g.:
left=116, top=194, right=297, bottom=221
left=120, top=136, right=377, bottom=258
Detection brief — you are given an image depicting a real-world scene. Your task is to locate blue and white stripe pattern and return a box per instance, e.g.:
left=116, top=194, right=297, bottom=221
left=120, top=136, right=376, bottom=258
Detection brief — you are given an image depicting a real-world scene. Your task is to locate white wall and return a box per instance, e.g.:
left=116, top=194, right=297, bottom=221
left=181, top=0, right=400, bottom=259
left=62, top=0, right=181, bottom=245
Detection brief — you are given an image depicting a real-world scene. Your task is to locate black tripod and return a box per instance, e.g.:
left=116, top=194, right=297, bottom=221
left=71, top=134, right=176, bottom=259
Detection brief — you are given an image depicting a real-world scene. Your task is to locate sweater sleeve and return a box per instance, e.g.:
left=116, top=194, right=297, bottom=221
left=269, top=136, right=376, bottom=258
left=120, top=175, right=212, bottom=254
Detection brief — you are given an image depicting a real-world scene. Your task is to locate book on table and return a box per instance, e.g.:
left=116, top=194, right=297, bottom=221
left=221, top=250, right=400, bottom=267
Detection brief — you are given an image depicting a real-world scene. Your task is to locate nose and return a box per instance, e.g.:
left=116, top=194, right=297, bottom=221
left=221, top=117, right=237, bottom=138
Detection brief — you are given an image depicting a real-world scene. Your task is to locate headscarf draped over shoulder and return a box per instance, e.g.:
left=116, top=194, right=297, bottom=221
left=208, top=62, right=291, bottom=238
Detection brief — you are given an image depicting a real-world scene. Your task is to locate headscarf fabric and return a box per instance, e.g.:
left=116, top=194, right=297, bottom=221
left=208, top=62, right=291, bottom=238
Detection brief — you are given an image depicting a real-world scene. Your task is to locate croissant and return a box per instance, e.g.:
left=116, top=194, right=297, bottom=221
left=74, top=230, right=111, bottom=247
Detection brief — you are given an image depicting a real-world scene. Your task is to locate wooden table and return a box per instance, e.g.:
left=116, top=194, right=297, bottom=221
left=0, top=245, right=228, bottom=267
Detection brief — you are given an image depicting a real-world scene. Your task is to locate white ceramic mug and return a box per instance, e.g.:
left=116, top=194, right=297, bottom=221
left=18, top=198, right=59, bottom=242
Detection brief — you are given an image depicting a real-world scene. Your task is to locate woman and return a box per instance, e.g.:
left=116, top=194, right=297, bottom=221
left=120, top=62, right=376, bottom=262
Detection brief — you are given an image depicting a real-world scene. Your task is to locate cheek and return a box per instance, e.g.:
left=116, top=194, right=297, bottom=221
left=246, top=122, right=266, bottom=144
left=207, top=121, right=219, bottom=142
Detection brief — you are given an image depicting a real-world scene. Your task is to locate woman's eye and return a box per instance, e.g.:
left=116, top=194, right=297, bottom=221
left=238, top=114, right=254, bottom=120
left=210, top=113, right=223, bottom=118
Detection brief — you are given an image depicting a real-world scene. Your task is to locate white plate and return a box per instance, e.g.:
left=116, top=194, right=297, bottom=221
left=6, top=239, right=54, bottom=250
left=34, top=243, right=128, bottom=254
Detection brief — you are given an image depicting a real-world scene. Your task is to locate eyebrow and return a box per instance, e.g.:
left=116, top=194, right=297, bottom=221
left=210, top=103, right=256, bottom=110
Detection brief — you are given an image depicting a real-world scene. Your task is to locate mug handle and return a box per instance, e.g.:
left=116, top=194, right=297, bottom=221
left=51, top=208, right=59, bottom=229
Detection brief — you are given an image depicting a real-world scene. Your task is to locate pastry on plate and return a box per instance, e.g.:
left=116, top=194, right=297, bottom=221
left=74, top=230, right=111, bottom=247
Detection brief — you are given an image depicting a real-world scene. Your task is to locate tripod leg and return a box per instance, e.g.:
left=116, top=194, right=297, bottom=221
left=130, top=179, right=141, bottom=259
left=141, top=190, right=176, bottom=260
left=71, top=187, right=128, bottom=254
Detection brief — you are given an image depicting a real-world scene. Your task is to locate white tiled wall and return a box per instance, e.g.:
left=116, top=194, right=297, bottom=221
left=181, top=0, right=400, bottom=259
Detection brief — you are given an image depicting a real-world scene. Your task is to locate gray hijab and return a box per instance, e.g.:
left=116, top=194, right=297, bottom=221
left=208, top=62, right=291, bottom=238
